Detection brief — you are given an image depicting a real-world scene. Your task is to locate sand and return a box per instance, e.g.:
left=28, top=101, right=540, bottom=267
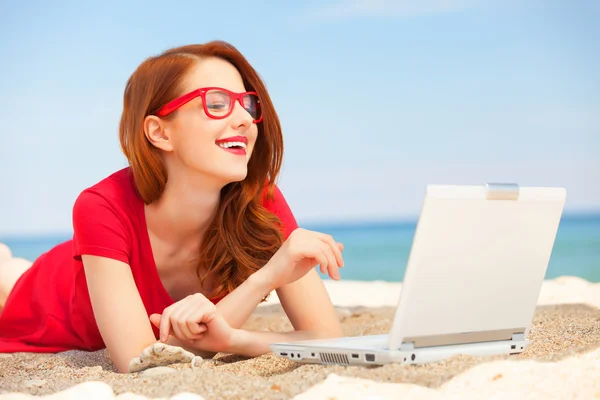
left=1, top=276, right=599, bottom=399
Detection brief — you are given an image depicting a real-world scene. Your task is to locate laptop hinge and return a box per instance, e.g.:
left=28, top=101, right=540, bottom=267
left=400, top=342, right=414, bottom=351
left=512, top=333, right=525, bottom=342
left=399, top=328, right=526, bottom=349
left=485, top=182, right=519, bottom=200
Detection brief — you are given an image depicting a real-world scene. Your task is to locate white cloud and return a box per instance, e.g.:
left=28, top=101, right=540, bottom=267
left=303, top=0, right=479, bottom=21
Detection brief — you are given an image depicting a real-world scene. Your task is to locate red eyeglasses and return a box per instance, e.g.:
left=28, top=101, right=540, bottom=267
left=156, top=86, right=263, bottom=123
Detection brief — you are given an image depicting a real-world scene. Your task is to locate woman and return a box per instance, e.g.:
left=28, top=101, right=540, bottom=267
left=0, top=41, right=344, bottom=373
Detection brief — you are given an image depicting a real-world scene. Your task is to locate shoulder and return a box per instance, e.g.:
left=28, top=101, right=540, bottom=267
left=71, top=168, right=139, bottom=263
left=72, top=167, right=141, bottom=234
left=73, top=168, right=139, bottom=211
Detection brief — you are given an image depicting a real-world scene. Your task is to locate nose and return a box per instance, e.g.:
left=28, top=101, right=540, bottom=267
left=229, top=100, right=253, bottom=130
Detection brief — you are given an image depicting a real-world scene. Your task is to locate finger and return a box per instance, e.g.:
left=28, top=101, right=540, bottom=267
left=160, top=307, right=175, bottom=342
left=319, top=241, right=338, bottom=272
left=314, top=250, right=329, bottom=275
left=191, top=303, right=218, bottom=324
left=319, top=241, right=340, bottom=280
left=169, top=307, right=195, bottom=340
left=337, top=242, right=344, bottom=252
left=179, top=306, right=210, bottom=336
left=150, top=314, right=178, bottom=340
left=187, top=322, right=207, bottom=336
left=164, top=294, right=211, bottom=341
left=166, top=307, right=189, bottom=340
left=316, top=233, right=344, bottom=268
left=178, top=303, right=215, bottom=337
left=149, top=313, right=161, bottom=329
left=329, top=262, right=341, bottom=280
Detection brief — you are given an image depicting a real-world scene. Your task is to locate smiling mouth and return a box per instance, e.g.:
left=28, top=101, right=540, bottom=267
left=217, top=141, right=247, bottom=150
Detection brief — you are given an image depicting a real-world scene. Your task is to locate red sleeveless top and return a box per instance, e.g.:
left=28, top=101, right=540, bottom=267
left=0, top=168, right=297, bottom=352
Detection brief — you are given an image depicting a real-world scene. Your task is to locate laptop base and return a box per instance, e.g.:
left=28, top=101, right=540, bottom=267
left=270, top=335, right=529, bottom=366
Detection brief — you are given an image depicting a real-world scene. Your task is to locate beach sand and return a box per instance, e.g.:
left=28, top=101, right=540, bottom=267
left=0, top=276, right=599, bottom=399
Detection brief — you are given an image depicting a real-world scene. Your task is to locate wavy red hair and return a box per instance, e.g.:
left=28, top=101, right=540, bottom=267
left=119, top=41, right=285, bottom=299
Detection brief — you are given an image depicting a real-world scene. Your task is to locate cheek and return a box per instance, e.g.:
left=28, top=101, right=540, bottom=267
left=172, top=118, right=224, bottom=149
left=247, top=127, right=259, bottom=153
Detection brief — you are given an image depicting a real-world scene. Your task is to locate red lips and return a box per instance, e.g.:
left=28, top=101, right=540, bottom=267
left=215, top=135, right=248, bottom=144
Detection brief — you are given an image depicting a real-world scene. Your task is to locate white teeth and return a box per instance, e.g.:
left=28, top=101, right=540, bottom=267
left=218, top=141, right=247, bottom=149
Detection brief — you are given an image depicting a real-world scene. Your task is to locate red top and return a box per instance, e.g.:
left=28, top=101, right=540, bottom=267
left=0, top=168, right=298, bottom=353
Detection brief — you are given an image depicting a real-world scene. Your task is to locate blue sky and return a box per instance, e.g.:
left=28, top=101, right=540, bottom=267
left=1, top=0, right=599, bottom=236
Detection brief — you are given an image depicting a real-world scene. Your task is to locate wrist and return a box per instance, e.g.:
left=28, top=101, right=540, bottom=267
left=249, top=267, right=276, bottom=295
left=227, top=329, right=250, bottom=355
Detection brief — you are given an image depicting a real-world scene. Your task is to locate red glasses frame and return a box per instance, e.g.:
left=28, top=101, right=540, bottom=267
left=155, top=86, right=263, bottom=123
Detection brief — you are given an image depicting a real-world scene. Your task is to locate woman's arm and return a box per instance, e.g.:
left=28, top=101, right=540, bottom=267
left=215, top=261, right=342, bottom=334
left=214, top=228, right=344, bottom=354
left=276, top=268, right=343, bottom=337
left=165, top=337, right=216, bottom=359
left=150, top=270, right=344, bottom=359
left=151, top=270, right=342, bottom=358
left=213, top=271, right=273, bottom=329
left=183, top=268, right=343, bottom=357
left=227, top=268, right=343, bottom=356
left=212, top=183, right=295, bottom=329
left=82, top=255, right=159, bottom=373
left=152, top=227, right=345, bottom=357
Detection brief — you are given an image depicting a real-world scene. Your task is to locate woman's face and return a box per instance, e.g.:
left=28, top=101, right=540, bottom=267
left=149, top=57, right=259, bottom=187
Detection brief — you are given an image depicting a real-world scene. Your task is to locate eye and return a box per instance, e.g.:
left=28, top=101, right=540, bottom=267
left=205, top=90, right=231, bottom=113
left=207, top=102, right=227, bottom=111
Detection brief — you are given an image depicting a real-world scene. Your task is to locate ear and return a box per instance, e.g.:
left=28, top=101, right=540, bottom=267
left=144, top=115, right=174, bottom=152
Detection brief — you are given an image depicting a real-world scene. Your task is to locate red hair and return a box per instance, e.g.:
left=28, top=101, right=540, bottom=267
left=119, top=41, right=285, bottom=299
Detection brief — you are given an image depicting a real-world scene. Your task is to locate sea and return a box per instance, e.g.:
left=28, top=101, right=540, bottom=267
left=1, top=213, right=599, bottom=283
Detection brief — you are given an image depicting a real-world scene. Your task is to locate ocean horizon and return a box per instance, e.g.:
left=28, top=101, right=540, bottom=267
left=1, top=212, right=599, bottom=283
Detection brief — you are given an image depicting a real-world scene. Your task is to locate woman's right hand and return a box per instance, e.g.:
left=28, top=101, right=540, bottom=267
left=259, top=228, right=344, bottom=290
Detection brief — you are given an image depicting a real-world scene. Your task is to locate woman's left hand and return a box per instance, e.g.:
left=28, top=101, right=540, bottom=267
left=149, top=293, right=236, bottom=353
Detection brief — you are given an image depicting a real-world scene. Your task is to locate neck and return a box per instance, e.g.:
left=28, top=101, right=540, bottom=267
left=145, top=170, right=224, bottom=248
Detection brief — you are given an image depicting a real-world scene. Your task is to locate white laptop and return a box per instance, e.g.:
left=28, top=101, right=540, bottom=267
left=270, top=183, right=566, bottom=366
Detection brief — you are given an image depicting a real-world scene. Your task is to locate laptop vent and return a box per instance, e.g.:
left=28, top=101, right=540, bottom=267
left=319, top=353, right=350, bottom=365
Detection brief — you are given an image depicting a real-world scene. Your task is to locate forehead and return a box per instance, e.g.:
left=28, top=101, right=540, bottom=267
left=182, top=57, right=246, bottom=93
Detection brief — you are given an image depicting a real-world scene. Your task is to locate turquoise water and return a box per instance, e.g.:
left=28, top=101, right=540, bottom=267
left=1, top=213, right=599, bottom=282
left=305, top=213, right=600, bottom=283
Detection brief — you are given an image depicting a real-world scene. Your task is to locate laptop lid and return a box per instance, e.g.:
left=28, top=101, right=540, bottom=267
left=387, top=183, right=566, bottom=351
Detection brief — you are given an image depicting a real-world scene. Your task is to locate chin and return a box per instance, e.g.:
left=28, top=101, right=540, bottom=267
left=222, top=169, right=248, bottom=184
